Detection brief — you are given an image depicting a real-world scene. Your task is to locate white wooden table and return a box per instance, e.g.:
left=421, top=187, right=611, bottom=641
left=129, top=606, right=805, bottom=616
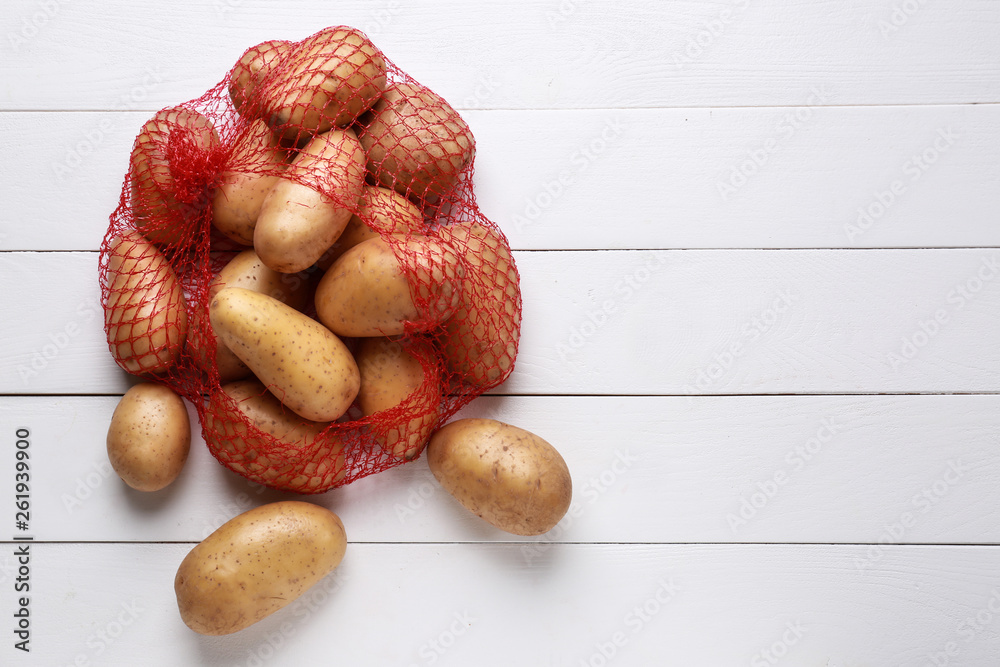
left=2, top=1, right=999, bottom=665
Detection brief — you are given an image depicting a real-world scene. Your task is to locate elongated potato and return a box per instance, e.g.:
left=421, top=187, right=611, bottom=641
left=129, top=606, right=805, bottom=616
left=228, top=39, right=293, bottom=120
left=203, top=380, right=346, bottom=491
left=211, top=120, right=290, bottom=245
left=104, top=231, right=188, bottom=375
left=107, top=383, right=191, bottom=491
left=254, top=128, right=366, bottom=273
left=130, top=107, right=220, bottom=246
left=265, top=27, right=386, bottom=142
left=356, top=336, right=440, bottom=460
left=210, top=287, right=359, bottom=421
left=358, top=82, right=474, bottom=200
left=427, top=419, right=572, bottom=536
left=175, top=501, right=347, bottom=635
left=316, top=185, right=425, bottom=270
left=314, top=234, right=464, bottom=337
left=436, top=221, right=521, bottom=387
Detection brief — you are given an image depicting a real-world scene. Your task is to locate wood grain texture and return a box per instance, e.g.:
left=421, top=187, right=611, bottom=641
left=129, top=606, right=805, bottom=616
left=1, top=0, right=998, bottom=110
left=3, top=104, right=997, bottom=252
left=0, top=542, right=997, bottom=666
left=3, top=250, right=998, bottom=395
left=1, top=394, right=998, bottom=545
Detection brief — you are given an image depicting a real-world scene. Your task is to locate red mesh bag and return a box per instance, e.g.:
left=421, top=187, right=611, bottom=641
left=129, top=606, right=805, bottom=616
left=98, top=26, right=521, bottom=493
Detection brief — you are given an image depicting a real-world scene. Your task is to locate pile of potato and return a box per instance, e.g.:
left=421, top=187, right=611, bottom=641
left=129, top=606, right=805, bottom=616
left=99, top=26, right=572, bottom=637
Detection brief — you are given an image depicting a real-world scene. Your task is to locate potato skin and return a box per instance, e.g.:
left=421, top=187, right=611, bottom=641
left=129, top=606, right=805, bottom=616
left=104, top=231, right=188, bottom=375
left=106, top=383, right=191, bottom=491
left=427, top=419, right=572, bottom=536
left=174, top=501, right=347, bottom=635
left=209, top=287, right=360, bottom=422
left=228, top=39, right=293, bottom=120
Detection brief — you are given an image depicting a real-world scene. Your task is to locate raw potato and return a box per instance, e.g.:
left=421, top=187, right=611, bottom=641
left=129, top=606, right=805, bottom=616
left=175, top=501, right=347, bottom=635
left=130, top=107, right=220, bottom=246
left=107, top=383, right=191, bottom=492
left=228, top=39, right=293, bottom=120
left=104, top=231, right=188, bottom=375
left=211, top=120, right=290, bottom=245
left=266, top=27, right=386, bottom=142
left=356, top=336, right=440, bottom=460
left=254, top=128, right=366, bottom=273
left=359, top=82, right=475, bottom=200
left=316, top=185, right=425, bottom=270
left=209, top=287, right=360, bottom=421
left=204, top=380, right=346, bottom=491
left=189, top=249, right=312, bottom=383
left=436, top=221, right=521, bottom=387
left=314, top=234, right=464, bottom=337
left=427, top=418, right=572, bottom=536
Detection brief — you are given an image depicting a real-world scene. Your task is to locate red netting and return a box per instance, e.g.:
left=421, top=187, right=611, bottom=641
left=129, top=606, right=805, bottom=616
left=98, top=26, right=521, bottom=494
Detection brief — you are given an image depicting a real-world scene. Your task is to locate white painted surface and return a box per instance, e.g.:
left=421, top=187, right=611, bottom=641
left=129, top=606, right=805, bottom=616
left=1, top=1, right=998, bottom=665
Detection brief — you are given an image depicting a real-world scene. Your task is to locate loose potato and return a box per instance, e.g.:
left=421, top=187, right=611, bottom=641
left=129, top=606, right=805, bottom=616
left=210, top=287, right=359, bottom=422
left=316, top=185, right=425, bottom=271
left=436, top=221, right=520, bottom=387
left=107, top=383, right=191, bottom=491
left=204, top=380, right=346, bottom=491
left=211, top=120, right=290, bottom=245
left=358, top=82, right=475, bottom=200
left=356, top=336, right=440, bottom=460
left=130, top=107, right=220, bottom=246
left=265, top=27, right=386, bottom=143
left=104, top=231, right=188, bottom=375
left=175, top=501, right=347, bottom=635
left=427, top=418, right=572, bottom=536
left=254, top=128, right=366, bottom=273
left=314, top=234, right=464, bottom=337
left=228, top=39, right=293, bottom=120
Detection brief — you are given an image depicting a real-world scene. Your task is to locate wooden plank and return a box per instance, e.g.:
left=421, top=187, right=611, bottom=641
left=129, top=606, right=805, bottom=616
left=1, top=0, right=999, bottom=111
left=1, top=394, right=998, bottom=545
left=2, top=249, right=998, bottom=395
left=0, top=542, right=997, bottom=665
left=3, top=104, right=998, bottom=252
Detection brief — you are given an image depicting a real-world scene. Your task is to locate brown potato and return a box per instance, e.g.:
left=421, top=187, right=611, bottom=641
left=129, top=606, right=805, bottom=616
left=107, top=382, right=191, bottom=491
left=356, top=336, right=440, bottom=460
left=228, top=39, right=293, bottom=120
left=104, top=231, right=188, bottom=375
left=130, top=107, right=220, bottom=246
left=175, top=501, right=347, bottom=635
left=358, top=82, right=475, bottom=200
left=314, top=234, right=464, bottom=337
left=427, top=418, right=572, bottom=536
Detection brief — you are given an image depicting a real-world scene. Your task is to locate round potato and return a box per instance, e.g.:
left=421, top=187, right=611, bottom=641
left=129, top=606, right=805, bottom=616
left=104, top=231, right=188, bottom=375
left=228, top=39, right=293, bottom=120
left=107, top=382, right=191, bottom=491
left=314, top=234, right=464, bottom=337
left=130, top=107, right=220, bottom=246
left=204, top=380, right=346, bottom=491
left=209, top=287, right=360, bottom=422
left=254, top=128, right=366, bottom=273
left=175, top=501, right=347, bottom=635
left=211, top=120, right=290, bottom=246
left=436, top=221, right=521, bottom=387
left=358, top=81, right=475, bottom=200
left=427, top=418, right=572, bottom=536
left=356, top=336, right=440, bottom=460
